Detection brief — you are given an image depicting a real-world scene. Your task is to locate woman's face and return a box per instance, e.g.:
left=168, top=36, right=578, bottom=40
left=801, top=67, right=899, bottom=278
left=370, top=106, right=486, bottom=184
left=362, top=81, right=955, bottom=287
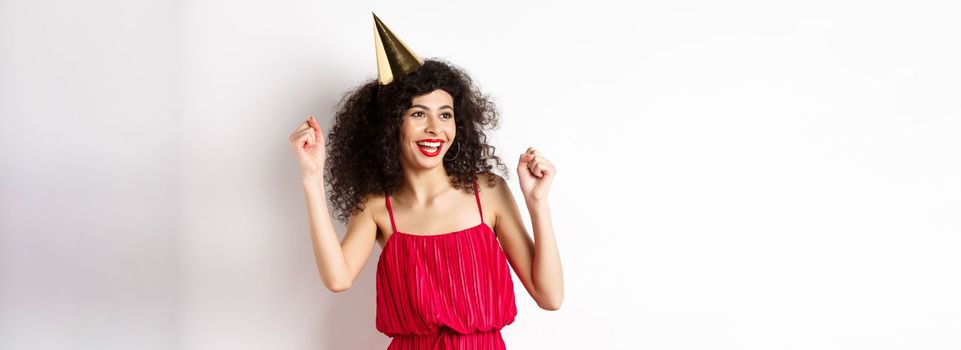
left=399, top=89, right=457, bottom=170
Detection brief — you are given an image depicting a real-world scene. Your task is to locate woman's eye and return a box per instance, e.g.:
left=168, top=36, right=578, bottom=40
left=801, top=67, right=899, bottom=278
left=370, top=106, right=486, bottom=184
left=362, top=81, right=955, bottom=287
left=410, top=111, right=452, bottom=119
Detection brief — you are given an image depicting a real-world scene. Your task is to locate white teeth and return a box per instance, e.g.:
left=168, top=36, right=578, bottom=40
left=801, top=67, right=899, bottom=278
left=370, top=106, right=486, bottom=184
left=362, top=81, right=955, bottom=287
left=416, top=141, right=442, bottom=147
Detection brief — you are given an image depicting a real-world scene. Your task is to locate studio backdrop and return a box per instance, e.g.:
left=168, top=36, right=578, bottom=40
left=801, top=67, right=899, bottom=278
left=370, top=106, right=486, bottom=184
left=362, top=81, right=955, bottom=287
left=1, top=0, right=959, bottom=349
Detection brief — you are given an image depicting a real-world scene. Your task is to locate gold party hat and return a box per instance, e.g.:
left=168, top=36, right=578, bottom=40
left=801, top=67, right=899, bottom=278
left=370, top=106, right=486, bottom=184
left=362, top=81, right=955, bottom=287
left=372, top=12, right=424, bottom=85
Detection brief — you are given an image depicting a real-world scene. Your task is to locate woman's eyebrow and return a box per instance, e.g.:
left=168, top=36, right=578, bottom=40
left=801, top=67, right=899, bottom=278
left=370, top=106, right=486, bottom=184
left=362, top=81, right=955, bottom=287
left=411, top=104, right=453, bottom=110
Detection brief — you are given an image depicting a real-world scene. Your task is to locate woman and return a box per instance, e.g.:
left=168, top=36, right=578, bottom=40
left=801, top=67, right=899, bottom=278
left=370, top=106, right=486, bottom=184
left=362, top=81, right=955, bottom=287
left=287, top=14, right=563, bottom=349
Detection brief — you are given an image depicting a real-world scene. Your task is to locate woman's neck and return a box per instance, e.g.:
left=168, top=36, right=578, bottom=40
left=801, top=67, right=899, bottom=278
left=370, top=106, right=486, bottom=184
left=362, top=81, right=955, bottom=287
left=397, top=166, right=453, bottom=206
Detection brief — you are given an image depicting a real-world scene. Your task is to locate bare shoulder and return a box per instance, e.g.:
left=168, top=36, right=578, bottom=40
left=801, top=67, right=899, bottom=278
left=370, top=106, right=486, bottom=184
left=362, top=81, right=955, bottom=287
left=355, top=192, right=388, bottom=239
left=360, top=192, right=387, bottom=212
left=476, top=171, right=499, bottom=188
left=477, top=172, right=514, bottom=228
left=366, top=192, right=410, bottom=249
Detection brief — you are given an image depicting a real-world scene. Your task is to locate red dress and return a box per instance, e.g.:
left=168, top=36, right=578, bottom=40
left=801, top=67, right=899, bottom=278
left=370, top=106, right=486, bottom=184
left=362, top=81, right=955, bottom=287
left=377, top=177, right=518, bottom=349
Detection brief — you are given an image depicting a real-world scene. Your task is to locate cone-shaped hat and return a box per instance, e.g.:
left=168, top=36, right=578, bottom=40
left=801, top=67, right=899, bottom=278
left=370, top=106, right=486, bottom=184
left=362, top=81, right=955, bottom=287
left=372, top=13, right=424, bottom=85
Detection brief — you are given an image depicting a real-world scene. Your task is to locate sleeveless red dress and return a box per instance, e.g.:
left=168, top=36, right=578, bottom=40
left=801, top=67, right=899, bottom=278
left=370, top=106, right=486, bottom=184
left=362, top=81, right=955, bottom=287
left=377, top=177, right=517, bottom=349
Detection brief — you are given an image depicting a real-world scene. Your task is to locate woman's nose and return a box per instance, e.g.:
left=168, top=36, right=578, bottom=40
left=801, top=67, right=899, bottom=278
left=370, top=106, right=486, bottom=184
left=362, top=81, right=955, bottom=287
left=425, top=115, right=440, bottom=132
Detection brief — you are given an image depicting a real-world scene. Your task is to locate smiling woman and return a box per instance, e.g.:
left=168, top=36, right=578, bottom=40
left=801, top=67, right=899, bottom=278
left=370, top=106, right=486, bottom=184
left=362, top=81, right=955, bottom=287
left=323, top=59, right=509, bottom=224
left=287, top=13, right=563, bottom=350
left=405, top=91, right=456, bottom=159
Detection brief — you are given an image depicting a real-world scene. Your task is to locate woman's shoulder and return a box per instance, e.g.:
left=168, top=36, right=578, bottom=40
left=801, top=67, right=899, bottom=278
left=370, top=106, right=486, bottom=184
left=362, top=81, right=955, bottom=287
left=476, top=171, right=508, bottom=191
left=475, top=171, right=511, bottom=207
left=355, top=192, right=390, bottom=238
left=359, top=192, right=388, bottom=212
left=474, top=171, right=512, bottom=229
left=346, top=192, right=389, bottom=225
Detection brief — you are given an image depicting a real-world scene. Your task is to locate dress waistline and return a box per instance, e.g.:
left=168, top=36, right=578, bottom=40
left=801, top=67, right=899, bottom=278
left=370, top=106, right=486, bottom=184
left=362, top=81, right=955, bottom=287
left=387, top=328, right=506, bottom=350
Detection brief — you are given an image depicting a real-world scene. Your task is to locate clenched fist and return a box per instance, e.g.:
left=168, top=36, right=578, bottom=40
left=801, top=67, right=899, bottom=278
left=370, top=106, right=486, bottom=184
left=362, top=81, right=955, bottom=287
left=289, top=115, right=326, bottom=177
left=517, top=146, right=555, bottom=202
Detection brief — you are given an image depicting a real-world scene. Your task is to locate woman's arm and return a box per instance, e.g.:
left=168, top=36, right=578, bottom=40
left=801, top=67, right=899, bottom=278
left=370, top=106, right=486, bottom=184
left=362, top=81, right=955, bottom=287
left=291, top=117, right=377, bottom=293
left=490, top=175, right=564, bottom=310
left=527, top=198, right=564, bottom=310
left=489, top=147, right=563, bottom=310
left=302, top=175, right=378, bottom=292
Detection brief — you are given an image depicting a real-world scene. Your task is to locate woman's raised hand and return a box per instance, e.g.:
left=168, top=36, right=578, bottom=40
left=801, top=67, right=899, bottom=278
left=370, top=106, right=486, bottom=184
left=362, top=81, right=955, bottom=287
left=289, top=115, right=326, bottom=177
left=517, top=146, right=556, bottom=202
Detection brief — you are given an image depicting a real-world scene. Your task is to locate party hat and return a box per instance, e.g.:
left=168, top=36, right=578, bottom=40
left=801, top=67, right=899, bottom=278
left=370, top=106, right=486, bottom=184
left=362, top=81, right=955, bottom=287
left=372, top=13, right=424, bottom=85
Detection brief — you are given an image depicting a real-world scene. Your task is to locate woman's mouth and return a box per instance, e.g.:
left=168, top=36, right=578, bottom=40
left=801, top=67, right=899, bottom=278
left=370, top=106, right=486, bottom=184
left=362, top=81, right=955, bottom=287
left=415, top=140, right=444, bottom=157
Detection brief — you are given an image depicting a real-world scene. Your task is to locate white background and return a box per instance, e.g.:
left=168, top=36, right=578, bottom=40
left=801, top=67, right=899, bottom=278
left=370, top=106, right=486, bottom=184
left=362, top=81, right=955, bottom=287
left=2, top=0, right=960, bottom=349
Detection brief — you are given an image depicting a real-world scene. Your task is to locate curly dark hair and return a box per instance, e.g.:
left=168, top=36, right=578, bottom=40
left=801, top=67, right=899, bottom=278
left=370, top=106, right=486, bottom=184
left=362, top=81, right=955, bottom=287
left=323, top=58, right=510, bottom=224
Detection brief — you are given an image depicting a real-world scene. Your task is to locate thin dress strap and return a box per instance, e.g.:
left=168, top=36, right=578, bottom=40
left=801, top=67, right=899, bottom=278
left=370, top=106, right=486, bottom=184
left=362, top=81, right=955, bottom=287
left=384, top=192, right=397, bottom=234
left=473, top=176, right=484, bottom=225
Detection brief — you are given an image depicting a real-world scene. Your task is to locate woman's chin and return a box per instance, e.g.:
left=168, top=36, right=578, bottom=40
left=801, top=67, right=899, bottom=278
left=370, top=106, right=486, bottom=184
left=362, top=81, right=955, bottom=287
left=417, top=157, right=444, bottom=168
left=406, top=153, right=446, bottom=169
left=417, top=154, right=444, bottom=169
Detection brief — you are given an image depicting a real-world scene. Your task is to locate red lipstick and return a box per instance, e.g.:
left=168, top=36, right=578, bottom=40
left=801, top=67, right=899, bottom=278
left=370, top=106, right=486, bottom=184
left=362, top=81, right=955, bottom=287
left=415, top=139, right=445, bottom=157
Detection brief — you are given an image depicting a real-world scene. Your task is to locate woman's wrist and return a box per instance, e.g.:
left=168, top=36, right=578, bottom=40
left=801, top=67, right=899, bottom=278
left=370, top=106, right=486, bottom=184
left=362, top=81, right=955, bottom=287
left=525, top=197, right=550, bottom=211
left=302, top=173, right=324, bottom=187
